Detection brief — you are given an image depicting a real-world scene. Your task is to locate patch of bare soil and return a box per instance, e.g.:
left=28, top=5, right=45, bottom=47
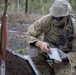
left=8, top=21, right=51, bottom=75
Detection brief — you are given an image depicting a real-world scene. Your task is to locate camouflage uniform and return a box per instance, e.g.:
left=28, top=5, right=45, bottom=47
left=24, top=14, right=76, bottom=75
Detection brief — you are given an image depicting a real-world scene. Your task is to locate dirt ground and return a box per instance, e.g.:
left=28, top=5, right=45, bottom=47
left=8, top=20, right=51, bottom=75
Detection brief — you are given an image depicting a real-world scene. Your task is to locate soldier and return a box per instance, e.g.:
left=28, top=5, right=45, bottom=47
left=24, top=0, right=76, bottom=75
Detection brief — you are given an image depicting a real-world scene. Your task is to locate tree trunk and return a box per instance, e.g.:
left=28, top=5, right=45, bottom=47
left=40, top=0, right=44, bottom=14
left=25, top=0, right=28, bottom=14
left=17, top=0, right=20, bottom=12
left=11, top=0, right=15, bottom=11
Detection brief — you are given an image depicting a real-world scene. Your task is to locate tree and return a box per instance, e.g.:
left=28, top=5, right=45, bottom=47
left=25, top=0, right=28, bottom=14
left=17, top=0, right=20, bottom=12
left=11, top=0, right=15, bottom=11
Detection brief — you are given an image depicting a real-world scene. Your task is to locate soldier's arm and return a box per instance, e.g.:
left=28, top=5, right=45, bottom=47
left=24, top=14, right=52, bottom=53
left=24, top=20, right=43, bottom=45
left=24, top=14, right=51, bottom=45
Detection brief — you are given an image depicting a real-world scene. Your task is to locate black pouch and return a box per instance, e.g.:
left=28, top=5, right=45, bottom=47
left=62, top=57, right=69, bottom=63
left=59, top=34, right=65, bottom=45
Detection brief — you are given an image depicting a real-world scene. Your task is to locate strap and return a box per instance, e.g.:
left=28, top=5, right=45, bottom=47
left=69, top=15, right=74, bottom=34
left=66, top=15, right=74, bottom=50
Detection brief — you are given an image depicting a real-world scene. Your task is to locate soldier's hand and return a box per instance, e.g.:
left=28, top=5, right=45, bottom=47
left=35, top=41, right=51, bottom=54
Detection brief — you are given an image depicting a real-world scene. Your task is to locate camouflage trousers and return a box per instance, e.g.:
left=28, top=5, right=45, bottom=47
left=54, top=52, right=76, bottom=75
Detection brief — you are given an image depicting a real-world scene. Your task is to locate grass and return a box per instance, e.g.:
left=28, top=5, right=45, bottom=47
left=15, top=48, right=26, bottom=54
left=7, top=12, right=42, bottom=24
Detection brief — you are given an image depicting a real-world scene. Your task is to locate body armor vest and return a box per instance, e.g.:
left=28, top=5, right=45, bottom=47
left=44, top=16, right=74, bottom=53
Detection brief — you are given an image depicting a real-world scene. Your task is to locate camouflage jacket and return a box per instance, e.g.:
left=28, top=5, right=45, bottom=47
left=24, top=14, right=76, bottom=51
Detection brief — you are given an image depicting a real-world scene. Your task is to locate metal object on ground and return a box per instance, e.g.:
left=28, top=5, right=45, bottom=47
left=6, top=48, right=41, bottom=75
left=1, top=60, right=5, bottom=75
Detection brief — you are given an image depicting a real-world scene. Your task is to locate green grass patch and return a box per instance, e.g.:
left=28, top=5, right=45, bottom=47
left=15, top=48, right=26, bottom=55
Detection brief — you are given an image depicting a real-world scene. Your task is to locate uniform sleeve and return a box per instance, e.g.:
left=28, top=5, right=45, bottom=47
left=23, top=14, right=51, bottom=44
left=24, top=21, right=42, bottom=44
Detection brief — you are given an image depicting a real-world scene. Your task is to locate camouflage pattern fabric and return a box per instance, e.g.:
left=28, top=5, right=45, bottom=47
left=24, top=14, right=76, bottom=75
left=54, top=52, right=76, bottom=75
left=54, top=61, right=71, bottom=75
left=67, top=52, right=76, bottom=75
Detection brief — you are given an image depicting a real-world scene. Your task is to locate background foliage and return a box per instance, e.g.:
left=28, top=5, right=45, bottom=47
left=0, top=0, right=76, bottom=15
